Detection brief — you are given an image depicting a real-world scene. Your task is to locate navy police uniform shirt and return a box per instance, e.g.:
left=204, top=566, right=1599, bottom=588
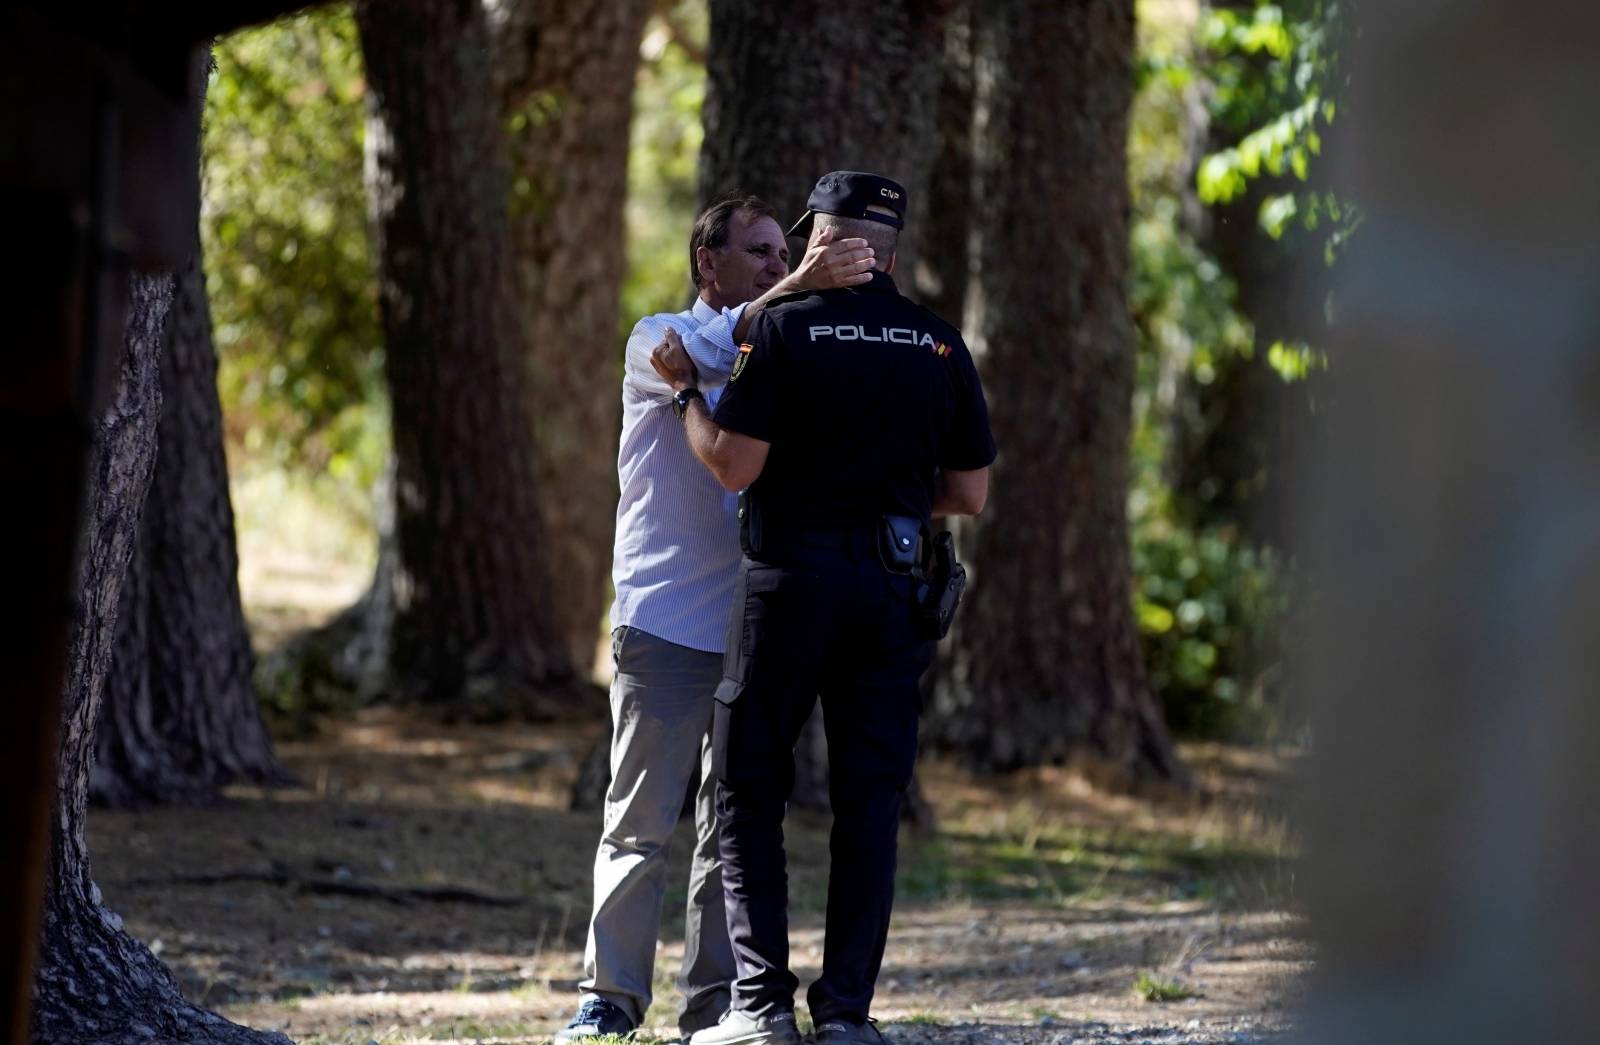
left=710, top=270, right=996, bottom=529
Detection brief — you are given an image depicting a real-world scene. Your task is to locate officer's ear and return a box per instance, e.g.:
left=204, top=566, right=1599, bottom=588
left=695, top=245, right=717, bottom=286
left=884, top=249, right=897, bottom=275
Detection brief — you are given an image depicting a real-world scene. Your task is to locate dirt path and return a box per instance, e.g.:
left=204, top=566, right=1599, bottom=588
left=89, top=711, right=1307, bottom=1044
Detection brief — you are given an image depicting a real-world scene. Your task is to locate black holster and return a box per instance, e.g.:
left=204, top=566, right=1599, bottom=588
left=918, top=531, right=966, bottom=640
left=878, top=515, right=966, bottom=640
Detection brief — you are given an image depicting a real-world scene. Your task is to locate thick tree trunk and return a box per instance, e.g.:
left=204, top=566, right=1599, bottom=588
left=700, top=0, right=950, bottom=281
left=32, top=273, right=288, bottom=1044
left=93, top=71, right=292, bottom=805
left=698, top=0, right=953, bottom=808
left=489, top=0, right=652, bottom=671
left=927, top=0, right=1187, bottom=783
left=352, top=0, right=578, bottom=716
left=911, top=0, right=975, bottom=326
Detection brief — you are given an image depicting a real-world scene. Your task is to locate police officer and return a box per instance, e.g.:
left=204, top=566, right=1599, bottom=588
left=650, top=171, right=995, bottom=1045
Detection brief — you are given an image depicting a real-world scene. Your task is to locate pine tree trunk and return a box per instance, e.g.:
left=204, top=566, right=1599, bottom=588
left=32, top=272, right=288, bottom=1044
left=927, top=0, right=1187, bottom=783
left=700, top=0, right=951, bottom=282
left=911, top=0, right=975, bottom=326
left=92, top=60, right=292, bottom=806
left=491, top=0, right=652, bottom=672
left=353, top=0, right=578, bottom=717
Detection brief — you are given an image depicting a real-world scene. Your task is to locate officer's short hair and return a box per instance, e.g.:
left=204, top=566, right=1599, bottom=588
left=815, top=207, right=899, bottom=269
left=690, top=195, right=779, bottom=289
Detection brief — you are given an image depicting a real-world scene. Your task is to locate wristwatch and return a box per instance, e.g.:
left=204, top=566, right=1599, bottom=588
left=671, top=386, right=704, bottom=421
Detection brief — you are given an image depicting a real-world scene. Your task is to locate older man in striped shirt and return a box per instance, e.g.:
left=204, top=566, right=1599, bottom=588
left=557, top=195, right=874, bottom=1041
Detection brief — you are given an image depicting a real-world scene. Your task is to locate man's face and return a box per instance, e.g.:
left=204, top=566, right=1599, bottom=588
left=702, top=211, right=789, bottom=309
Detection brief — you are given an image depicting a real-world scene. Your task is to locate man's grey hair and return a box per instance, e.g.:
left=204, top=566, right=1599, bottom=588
left=814, top=206, right=899, bottom=269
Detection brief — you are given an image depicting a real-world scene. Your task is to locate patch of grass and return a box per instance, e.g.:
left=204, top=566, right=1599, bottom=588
left=1134, top=969, right=1197, bottom=1003
left=894, top=808, right=1294, bottom=909
left=895, top=1012, right=948, bottom=1027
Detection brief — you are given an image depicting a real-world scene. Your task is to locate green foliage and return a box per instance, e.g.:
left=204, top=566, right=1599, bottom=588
left=1127, top=4, right=1301, bottom=740
left=204, top=5, right=388, bottom=492
left=621, top=1, right=708, bottom=337
left=1134, top=970, right=1197, bottom=1003
left=1200, top=1, right=1357, bottom=321
left=1132, top=510, right=1289, bottom=741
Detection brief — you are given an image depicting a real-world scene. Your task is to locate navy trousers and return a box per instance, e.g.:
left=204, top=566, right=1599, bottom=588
left=711, top=532, right=934, bottom=1024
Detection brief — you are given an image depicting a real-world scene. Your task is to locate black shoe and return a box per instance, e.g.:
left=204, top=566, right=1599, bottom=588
left=812, top=1016, right=886, bottom=1044
left=555, top=995, right=636, bottom=1039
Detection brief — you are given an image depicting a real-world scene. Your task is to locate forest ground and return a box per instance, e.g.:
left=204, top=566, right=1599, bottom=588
left=85, top=476, right=1311, bottom=1045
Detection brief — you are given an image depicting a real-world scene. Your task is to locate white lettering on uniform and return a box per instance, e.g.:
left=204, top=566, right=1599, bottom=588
left=806, top=324, right=940, bottom=347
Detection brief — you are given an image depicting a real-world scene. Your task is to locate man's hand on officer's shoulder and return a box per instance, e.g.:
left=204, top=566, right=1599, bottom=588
left=651, top=329, right=699, bottom=393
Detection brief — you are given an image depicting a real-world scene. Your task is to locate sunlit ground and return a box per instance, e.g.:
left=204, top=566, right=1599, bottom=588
left=91, top=710, right=1306, bottom=1044
left=88, top=471, right=1311, bottom=1043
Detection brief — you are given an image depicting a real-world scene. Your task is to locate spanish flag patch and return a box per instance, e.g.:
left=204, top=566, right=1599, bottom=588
left=932, top=341, right=952, bottom=357
left=731, top=342, right=754, bottom=381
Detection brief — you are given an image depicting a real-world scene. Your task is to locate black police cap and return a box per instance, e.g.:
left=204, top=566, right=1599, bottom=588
left=786, top=170, right=908, bottom=239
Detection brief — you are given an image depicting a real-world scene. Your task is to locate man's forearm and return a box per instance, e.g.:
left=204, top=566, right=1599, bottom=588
left=732, top=275, right=802, bottom=342
left=683, top=399, right=735, bottom=486
left=932, top=466, right=990, bottom=516
left=682, top=398, right=767, bottom=491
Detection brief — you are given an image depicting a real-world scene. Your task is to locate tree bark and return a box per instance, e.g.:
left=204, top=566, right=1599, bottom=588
left=352, top=0, right=578, bottom=716
left=93, top=56, right=292, bottom=806
left=32, top=272, right=288, bottom=1044
left=488, top=0, right=652, bottom=671
left=926, top=0, right=1187, bottom=783
left=911, top=0, right=975, bottom=326
left=700, top=0, right=952, bottom=282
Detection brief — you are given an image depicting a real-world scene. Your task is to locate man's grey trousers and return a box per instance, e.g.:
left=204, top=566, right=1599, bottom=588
left=578, top=626, right=735, bottom=1033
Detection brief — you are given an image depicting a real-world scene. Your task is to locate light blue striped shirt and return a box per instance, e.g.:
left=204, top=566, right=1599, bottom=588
left=609, top=297, right=749, bottom=653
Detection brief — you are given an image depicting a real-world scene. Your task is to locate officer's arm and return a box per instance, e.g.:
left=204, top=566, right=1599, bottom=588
left=682, top=400, right=769, bottom=491
left=933, top=467, right=989, bottom=515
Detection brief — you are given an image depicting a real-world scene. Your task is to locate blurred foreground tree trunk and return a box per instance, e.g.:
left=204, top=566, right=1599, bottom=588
left=926, top=0, right=1187, bottom=784
left=350, top=0, right=578, bottom=717
left=93, top=57, right=291, bottom=808
left=32, top=272, right=289, bottom=1044
left=490, top=0, right=652, bottom=672
left=689, top=0, right=952, bottom=811
left=1299, top=2, right=1600, bottom=1041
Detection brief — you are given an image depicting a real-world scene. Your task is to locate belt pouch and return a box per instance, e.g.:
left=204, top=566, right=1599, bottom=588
left=738, top=490, right=763, bottom=556
left=878, top=514, right=923, bottom=574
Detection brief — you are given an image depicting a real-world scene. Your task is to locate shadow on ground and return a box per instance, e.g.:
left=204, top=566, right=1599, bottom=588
left=88, top=710, right=1308, bottom=1044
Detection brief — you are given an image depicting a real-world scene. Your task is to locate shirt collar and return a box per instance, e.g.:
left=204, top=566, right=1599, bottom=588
left=691, top=295, right=721, bottom=323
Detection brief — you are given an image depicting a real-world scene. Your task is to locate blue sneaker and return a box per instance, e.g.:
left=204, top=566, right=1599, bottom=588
left=555, top=995, right=635, bottom=1039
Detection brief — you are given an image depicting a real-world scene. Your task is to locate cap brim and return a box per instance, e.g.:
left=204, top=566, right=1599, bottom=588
left=786, top=210, right=816, bottom=238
